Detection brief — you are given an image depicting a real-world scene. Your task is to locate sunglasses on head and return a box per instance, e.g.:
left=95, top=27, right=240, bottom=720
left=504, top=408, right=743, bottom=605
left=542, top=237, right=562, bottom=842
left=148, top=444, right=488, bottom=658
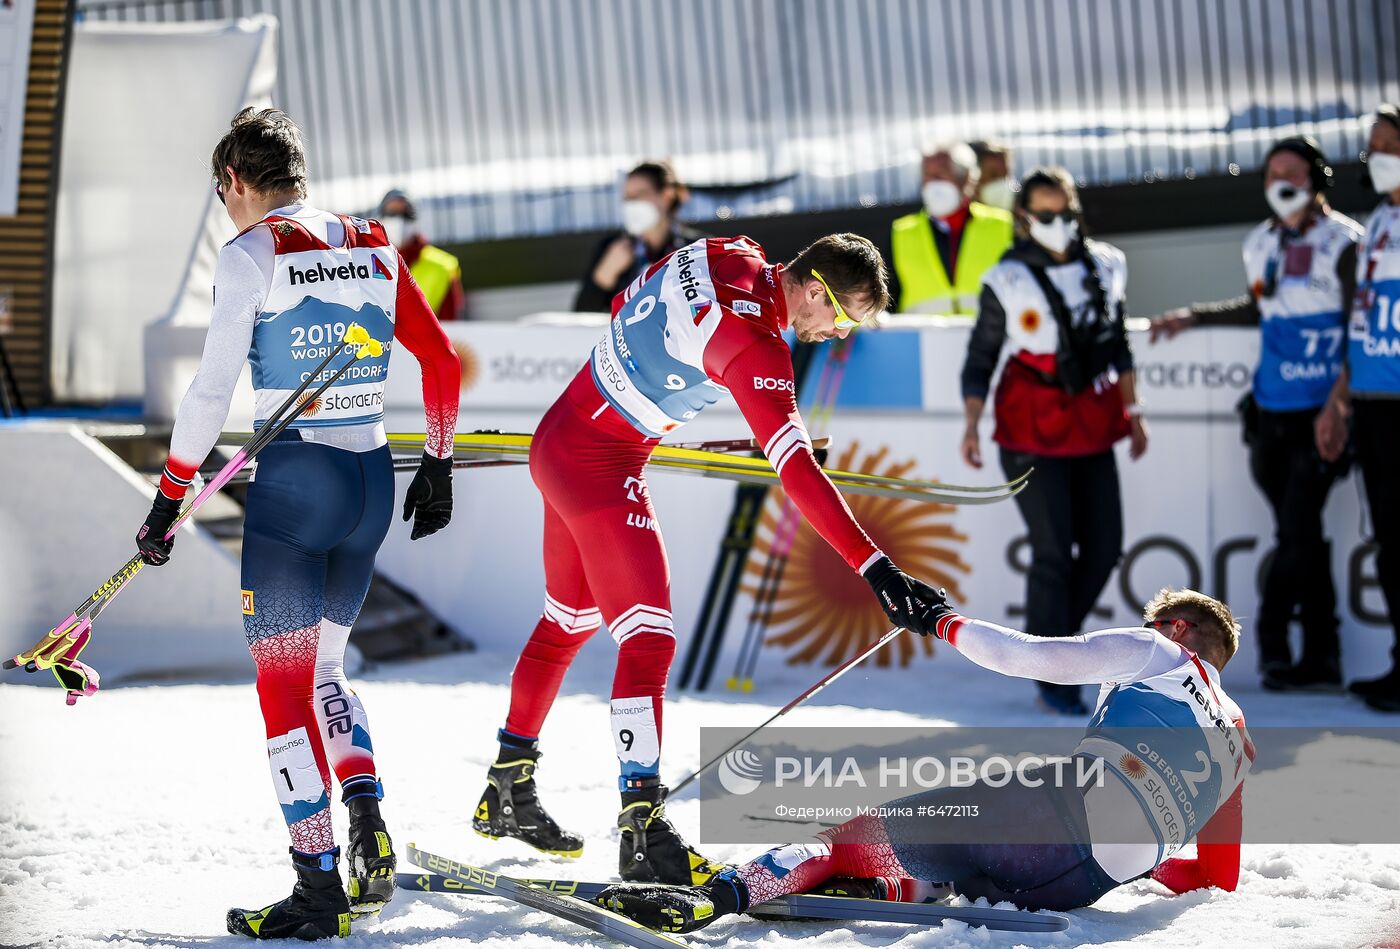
left=810, top=269, right=868, bottom=330
left=1029, top=209, right=1075, bottom=225
left=215, top=181, right=226, bottom=205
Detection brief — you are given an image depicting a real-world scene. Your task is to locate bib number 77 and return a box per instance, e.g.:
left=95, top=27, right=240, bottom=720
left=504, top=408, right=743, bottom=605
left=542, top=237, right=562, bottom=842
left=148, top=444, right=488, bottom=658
left=1299, top=326, right=1344, bottom=357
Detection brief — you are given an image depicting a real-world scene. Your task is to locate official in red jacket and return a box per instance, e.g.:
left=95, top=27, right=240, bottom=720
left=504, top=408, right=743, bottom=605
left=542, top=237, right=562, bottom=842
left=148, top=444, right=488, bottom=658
left=960, top=167, right=1148, bottom=716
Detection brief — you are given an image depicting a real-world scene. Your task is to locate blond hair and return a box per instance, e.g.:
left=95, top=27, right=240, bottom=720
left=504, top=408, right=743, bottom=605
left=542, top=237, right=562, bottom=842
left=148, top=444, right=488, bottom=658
left=1142, top=588, right=1241, bottom=664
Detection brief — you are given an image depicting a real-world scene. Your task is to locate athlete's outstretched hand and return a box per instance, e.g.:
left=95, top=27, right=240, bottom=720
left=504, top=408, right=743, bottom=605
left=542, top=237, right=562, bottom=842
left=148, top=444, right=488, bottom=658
left=862, top=556, right=951, bottom=637
left=403, top=452, right=453, bottom=540
left=135, top=493, right=181, bottom=566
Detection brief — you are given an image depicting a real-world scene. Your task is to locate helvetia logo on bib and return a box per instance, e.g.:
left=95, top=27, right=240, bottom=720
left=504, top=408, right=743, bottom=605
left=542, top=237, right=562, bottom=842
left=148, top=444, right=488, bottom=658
left=717, top=748, right=764, bottom=796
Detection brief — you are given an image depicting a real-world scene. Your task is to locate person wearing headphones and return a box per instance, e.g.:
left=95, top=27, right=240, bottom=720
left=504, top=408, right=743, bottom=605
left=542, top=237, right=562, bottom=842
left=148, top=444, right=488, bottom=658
left=1150, top=136, right=1362, bottom=693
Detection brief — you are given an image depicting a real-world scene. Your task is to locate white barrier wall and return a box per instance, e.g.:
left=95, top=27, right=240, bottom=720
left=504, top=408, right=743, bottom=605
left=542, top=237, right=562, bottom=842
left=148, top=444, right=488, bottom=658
left=0, top=426, right=251, bottom=682
left=370, top=321, right=1393, bottom=693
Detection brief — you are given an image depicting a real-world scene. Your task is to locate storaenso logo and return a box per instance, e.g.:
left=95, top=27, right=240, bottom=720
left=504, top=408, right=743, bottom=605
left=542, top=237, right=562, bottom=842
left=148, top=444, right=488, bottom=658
left=289, top=261, right=373, bottom=285
left=1138, top=361, right=1252, bottom=389
left=319, top=391, right=385, bottom=412
left=268, top=737, right=306, bottom=756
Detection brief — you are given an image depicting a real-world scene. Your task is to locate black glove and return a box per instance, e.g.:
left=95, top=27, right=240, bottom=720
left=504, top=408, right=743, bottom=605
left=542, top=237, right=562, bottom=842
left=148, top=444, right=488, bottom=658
left=136, top=493, right=181, bottom=566
left=403, top=452, right=453, bottom=540
left=862, top=555, right=951, bottom=637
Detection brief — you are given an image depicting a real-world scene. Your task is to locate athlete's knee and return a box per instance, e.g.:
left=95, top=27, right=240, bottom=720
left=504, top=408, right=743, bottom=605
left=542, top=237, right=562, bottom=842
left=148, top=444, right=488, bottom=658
left=538, top=594, right=603, bottom=640
left=250, top=624, right=320, bottom=706
left=609, top=603, right=675, bottom=648
left=614, top=630, right=677, bottom=698
left=617, top=628, right=677, bottom=664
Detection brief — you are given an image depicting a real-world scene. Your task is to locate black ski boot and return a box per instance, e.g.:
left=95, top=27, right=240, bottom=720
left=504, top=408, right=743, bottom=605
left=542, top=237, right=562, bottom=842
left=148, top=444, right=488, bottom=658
left=227, top=847, right=351, bottom=941
left=597, top=875, right=747, bottom=934
left=344, top=779, right=395, bottom=918
left=473, top=739, right=584, bottom=857
left=618, top=776, right=729, bottom=885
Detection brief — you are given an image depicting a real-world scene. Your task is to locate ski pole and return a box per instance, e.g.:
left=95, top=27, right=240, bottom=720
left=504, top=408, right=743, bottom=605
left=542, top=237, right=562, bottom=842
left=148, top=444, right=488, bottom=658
left=671, top=625, right=906, bottom=796
left=6, top=326, right=383, bottom=691
left=664, top=434, right=832, bottom=454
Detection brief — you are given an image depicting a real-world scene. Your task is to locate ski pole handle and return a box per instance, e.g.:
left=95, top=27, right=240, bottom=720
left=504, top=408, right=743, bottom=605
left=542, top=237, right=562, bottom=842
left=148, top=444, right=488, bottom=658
left=671, top=626, right=905, bottom=796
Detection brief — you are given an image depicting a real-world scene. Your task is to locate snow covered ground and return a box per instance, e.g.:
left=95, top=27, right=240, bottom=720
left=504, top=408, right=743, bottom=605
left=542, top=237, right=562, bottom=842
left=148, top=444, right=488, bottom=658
left=4, top=635, right=1400, bottom=949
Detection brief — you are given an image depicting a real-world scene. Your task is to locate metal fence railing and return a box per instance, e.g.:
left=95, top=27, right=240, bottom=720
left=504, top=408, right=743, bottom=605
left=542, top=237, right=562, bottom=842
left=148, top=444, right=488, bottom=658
left=76, top=0, right=1400, bottom=243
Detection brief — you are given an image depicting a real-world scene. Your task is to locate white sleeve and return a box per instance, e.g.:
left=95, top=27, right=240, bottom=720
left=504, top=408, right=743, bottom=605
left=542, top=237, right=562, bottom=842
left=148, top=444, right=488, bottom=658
left=166, top=240, right=267, bottom=470
left=943, top=615, right=1182, bottom=685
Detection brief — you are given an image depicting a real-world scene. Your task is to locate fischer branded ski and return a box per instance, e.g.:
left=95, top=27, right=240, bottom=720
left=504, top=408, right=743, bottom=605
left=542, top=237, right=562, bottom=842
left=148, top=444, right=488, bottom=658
left=395, top=872, right=1069, bottom=933
left=405, top=844, right=688, bottom=949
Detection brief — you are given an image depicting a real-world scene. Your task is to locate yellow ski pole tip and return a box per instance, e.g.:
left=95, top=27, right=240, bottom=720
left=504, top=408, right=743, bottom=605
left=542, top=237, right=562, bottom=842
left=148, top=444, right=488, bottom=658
left=356, top=339, right=383, bottom=359
left=344, top=324, right=370, bottom=345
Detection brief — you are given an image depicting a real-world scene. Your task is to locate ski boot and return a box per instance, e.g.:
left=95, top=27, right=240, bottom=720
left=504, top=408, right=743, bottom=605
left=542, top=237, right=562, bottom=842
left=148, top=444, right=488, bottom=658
left=598, top=875, right=747, bottom=934
left=344, top=779, right=395, bottom=918
left=617, top=776, right=729, bottom=885
left=473, top=739, right=584, bottom=857
left=227, top=847, right=352, bottom=941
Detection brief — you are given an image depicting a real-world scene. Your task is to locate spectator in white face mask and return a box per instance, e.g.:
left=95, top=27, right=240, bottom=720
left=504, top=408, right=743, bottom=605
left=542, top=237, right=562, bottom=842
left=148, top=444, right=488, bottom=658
left=890, top=141, right=1014, bottom=315
left=573, top=160, right=706, bottom=313
left=1147, top=136, right=1361, bottom=694
left=377, top=189, right=466, bottom=320
left=1315, top=103, right=1400, bottom=712
left=961, top=167, right=1146, bottom=716
left=972, top=140, right=1018, bottom=212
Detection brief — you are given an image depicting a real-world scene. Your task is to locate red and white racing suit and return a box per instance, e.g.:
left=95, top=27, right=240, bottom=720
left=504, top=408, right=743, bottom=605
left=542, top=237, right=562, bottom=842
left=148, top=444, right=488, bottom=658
left=504, top=237, right=881, bottom=781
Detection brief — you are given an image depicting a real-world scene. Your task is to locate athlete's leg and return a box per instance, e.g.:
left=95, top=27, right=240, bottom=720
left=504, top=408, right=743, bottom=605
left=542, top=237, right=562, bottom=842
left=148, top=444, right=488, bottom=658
left=475, top=485, right=598, bottom=858
left=310, top=445, right=398, bottom=914
left=316, top=445, right=395, bottom=798
left=503, top=496, right=602, bottom=741
left=731, top=816, right=919, bottom=906
left=564, top=468, right=674, bottom=783
left=242, top=443, right=346, bottom=858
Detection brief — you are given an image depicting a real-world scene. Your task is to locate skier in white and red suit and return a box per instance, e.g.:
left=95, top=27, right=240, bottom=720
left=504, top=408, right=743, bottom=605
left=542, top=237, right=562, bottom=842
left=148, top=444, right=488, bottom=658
left=471, top=234, right=950, bottom=884
left=600, top=588, right=1255, bottom=932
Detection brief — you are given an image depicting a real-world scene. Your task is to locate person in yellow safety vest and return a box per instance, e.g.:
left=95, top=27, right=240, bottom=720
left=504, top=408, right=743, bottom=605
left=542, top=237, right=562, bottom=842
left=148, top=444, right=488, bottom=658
left=891, top=142, right=1015, bottom=315
left=377, top=189, right=466, bottom=320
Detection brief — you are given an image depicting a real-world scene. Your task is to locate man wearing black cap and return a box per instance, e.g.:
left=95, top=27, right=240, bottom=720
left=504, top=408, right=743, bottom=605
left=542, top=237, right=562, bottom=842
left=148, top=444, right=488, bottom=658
left=378, top=189, right=466, bottom=320
left=1150, top=136, right=1362, bottom=692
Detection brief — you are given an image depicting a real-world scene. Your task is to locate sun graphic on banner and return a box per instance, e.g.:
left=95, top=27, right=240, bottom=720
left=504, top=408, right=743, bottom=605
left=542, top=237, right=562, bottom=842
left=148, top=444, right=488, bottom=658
left=741, top=440, right=971, bottom=669
left=454, top=341, right=481, bottom=394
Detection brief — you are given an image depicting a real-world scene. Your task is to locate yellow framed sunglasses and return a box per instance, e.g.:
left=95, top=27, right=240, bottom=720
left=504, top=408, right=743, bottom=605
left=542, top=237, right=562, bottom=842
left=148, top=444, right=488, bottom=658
left=810, top=269, right=867, bottom=329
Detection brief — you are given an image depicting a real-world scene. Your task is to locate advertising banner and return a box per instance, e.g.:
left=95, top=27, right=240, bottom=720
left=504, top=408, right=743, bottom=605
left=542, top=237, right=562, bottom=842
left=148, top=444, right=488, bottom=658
left=378, top=322, right=1389, bottom=694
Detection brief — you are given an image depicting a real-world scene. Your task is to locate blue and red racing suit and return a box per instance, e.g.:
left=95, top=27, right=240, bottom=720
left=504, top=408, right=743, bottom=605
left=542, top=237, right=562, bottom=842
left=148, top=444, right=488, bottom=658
left=720, top=616, right=1253, bottom=911
left=158, top=205, right=459, bottom=855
